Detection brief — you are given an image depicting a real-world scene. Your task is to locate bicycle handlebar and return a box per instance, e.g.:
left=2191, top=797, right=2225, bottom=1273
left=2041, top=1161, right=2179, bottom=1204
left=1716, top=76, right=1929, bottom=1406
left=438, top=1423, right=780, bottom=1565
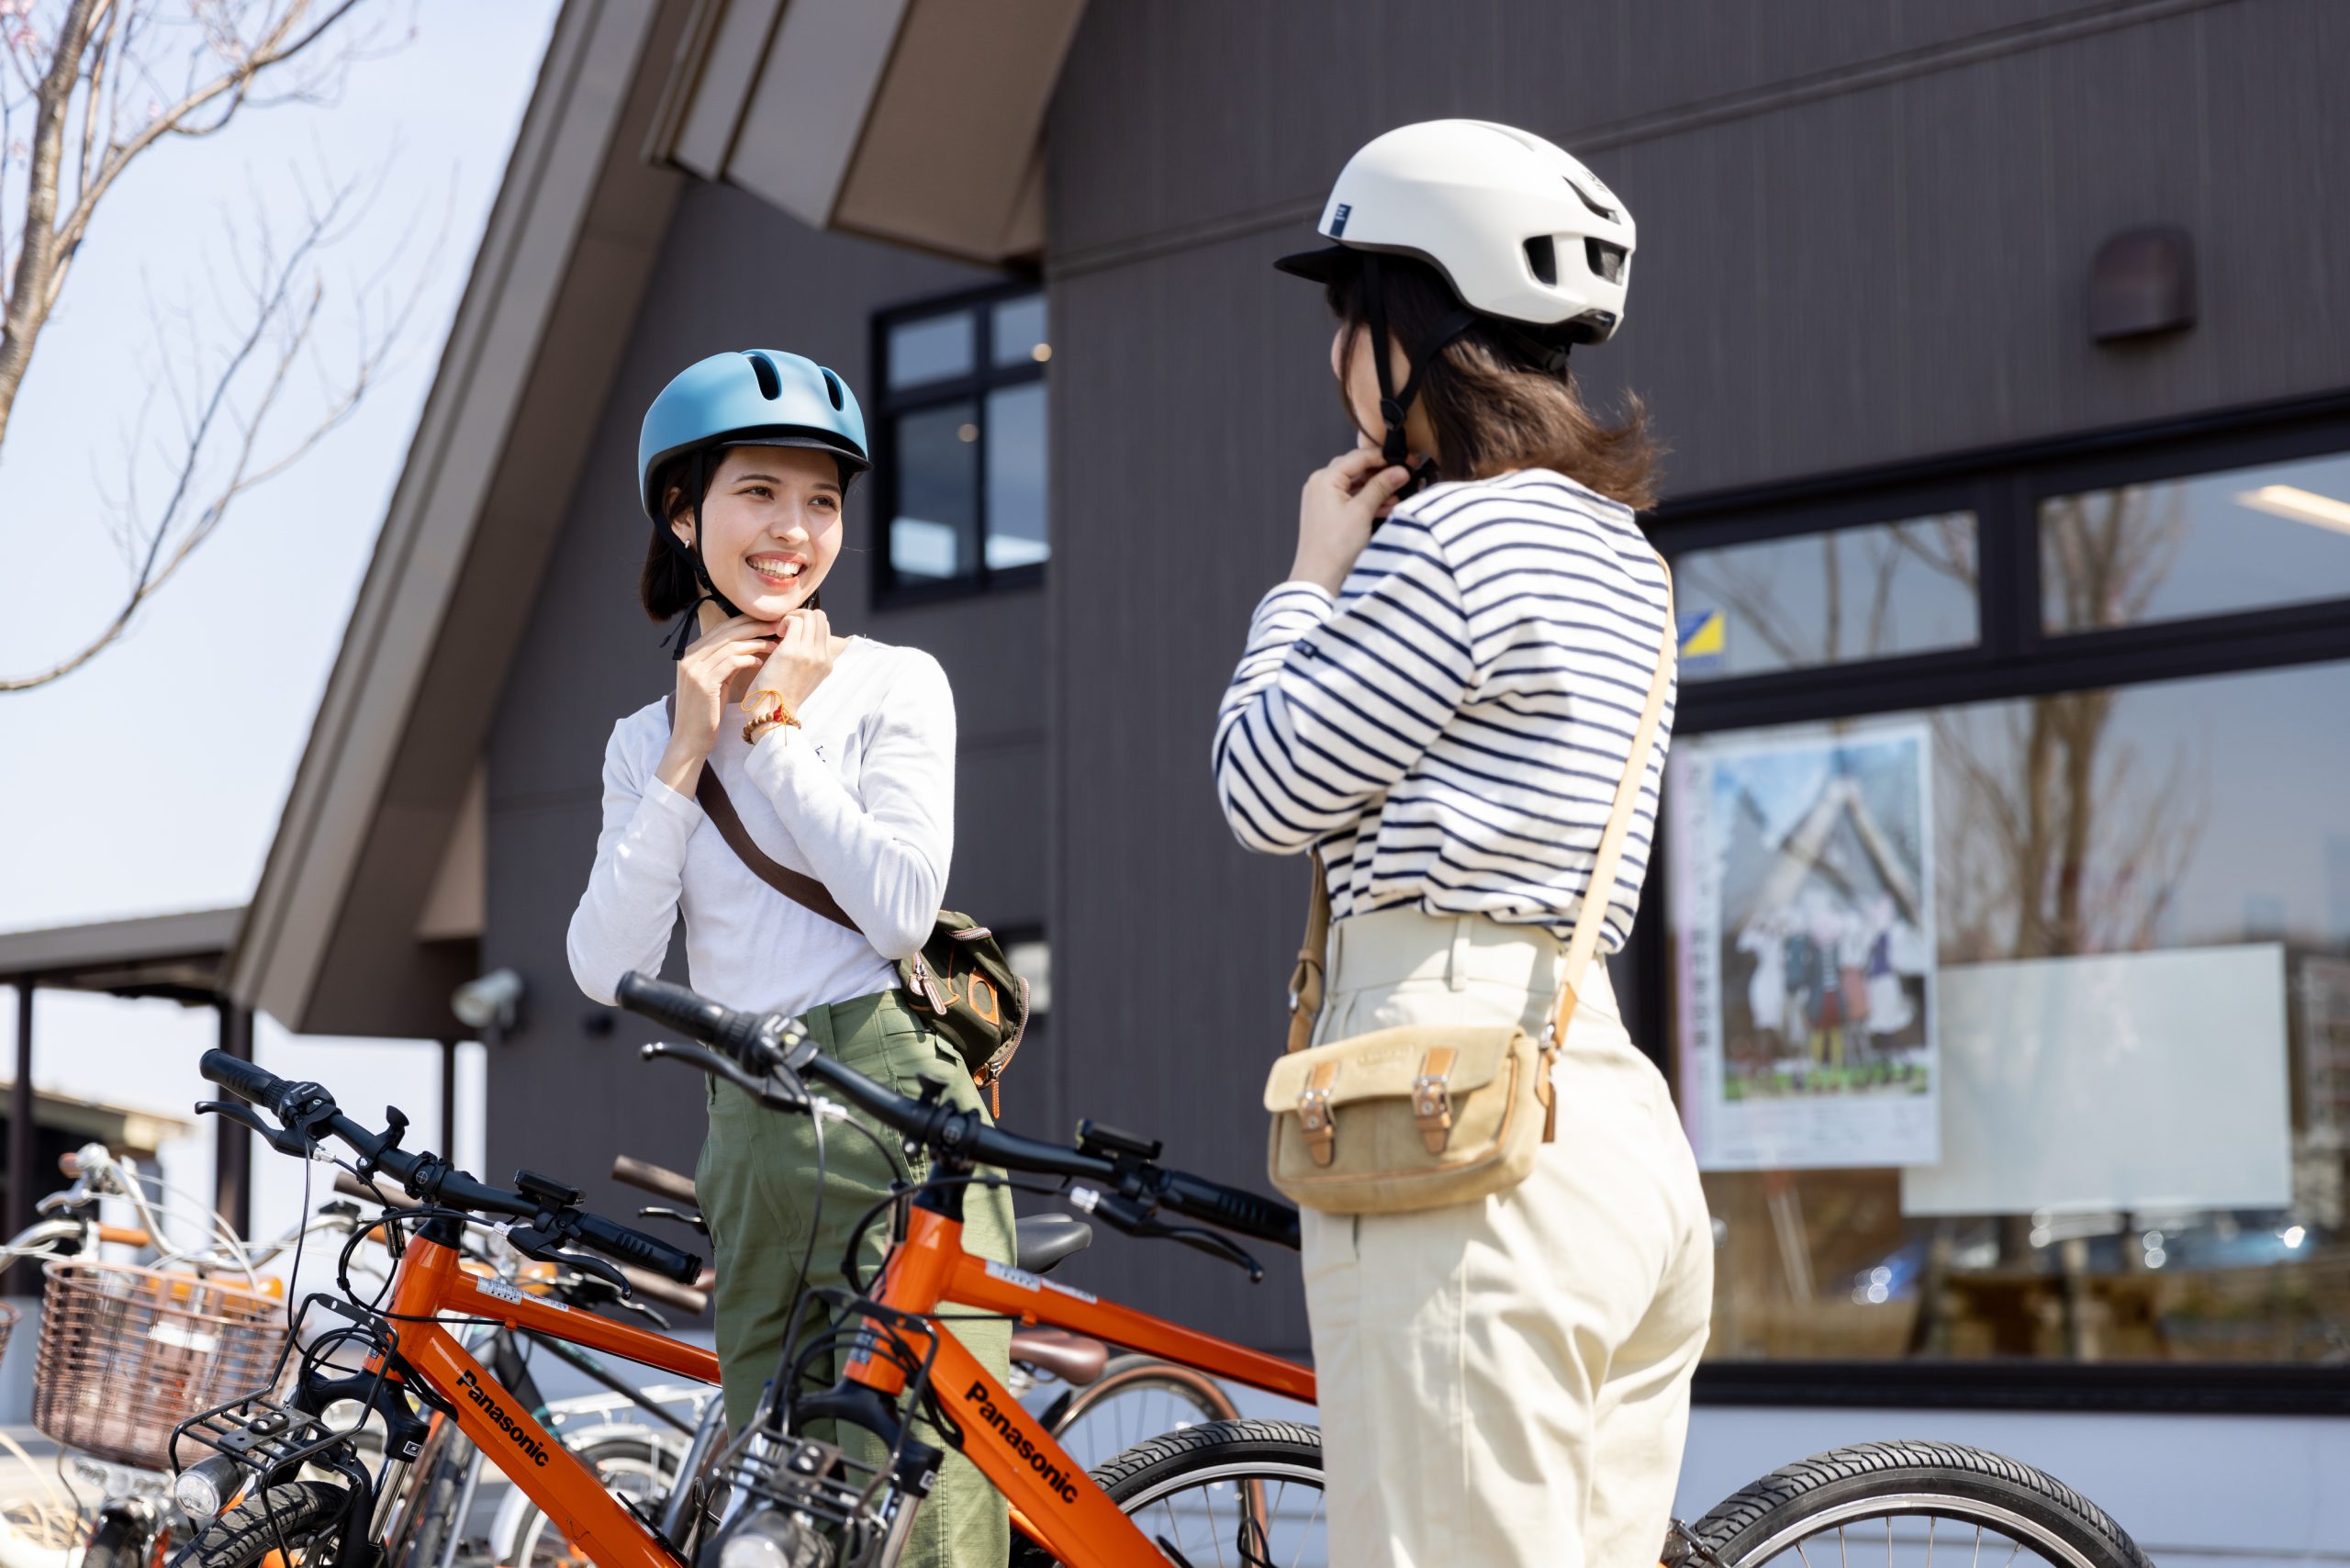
left=614, top=971, right=1300, bottom=1253
left=198, top=1049, right=702, bottom=1285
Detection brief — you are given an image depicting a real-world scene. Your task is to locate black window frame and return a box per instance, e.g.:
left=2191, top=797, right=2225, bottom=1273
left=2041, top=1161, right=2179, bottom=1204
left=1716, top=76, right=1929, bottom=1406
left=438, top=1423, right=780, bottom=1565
left=1636, top=387, right=2350, bottom=1416
left=869, top=278, right=1049, bottom=608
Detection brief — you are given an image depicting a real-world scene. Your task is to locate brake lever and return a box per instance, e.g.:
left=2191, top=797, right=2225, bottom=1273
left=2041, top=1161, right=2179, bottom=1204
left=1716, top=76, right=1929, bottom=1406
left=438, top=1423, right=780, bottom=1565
left=196, top=1100, right=315, bottom=1159
left=636, top=1205, right=710, bottom=1237
left=639, top=1040, right=810, bottom=1112
left=504, top=1226, right=632, bottom=1299
left=1073, top=1190, right=1265, bottom=1283
left=611, top=1294, right=672, bottom=1333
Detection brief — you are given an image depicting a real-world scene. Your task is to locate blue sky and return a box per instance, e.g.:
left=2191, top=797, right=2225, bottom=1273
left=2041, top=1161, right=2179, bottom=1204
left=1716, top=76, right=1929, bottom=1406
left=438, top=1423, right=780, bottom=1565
left=0, top=0, right=561, bottom=1265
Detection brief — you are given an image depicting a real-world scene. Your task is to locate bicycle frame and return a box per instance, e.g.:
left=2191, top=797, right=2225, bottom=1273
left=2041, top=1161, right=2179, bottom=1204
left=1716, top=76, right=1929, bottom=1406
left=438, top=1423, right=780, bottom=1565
left=375, top=1226, right=720, bottom=1568
left=847, top=1200, right=1319, bottom=1568
left=371, top=1203, right=1315, bottom=1568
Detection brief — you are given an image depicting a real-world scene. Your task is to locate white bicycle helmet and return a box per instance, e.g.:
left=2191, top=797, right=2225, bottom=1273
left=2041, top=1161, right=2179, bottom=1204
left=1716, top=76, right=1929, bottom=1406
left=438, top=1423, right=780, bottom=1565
left=1277, top=120, right=1636, bottom=490
left=1277, top=119, right=1635, bottom=338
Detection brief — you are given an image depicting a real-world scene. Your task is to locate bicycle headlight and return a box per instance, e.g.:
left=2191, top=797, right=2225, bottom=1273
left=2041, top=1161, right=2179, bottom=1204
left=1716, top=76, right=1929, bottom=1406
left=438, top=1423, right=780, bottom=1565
left=714, top=1506, right=833, bottom=1568
left=173, top=1454, right=243, bottom=1523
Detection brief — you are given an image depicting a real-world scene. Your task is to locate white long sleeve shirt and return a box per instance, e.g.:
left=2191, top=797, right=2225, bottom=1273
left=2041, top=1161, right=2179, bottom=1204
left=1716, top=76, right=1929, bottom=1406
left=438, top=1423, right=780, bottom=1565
left=566, top=637, right=953, bottom=1021
left=1214, top=468, right=1674, bottom=952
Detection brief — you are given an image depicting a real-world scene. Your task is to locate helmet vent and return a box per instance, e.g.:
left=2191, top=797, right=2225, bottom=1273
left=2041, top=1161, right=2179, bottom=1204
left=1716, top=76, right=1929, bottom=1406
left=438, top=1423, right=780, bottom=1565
left=821, top=367, right=845, bottom=410
left=1563, top=176, right=1617, bottom=222
left=1523, top=236, right=1558, bottom=287
left=1585, top=240, right=1627, bottom=285
left=744, top=352, right=783, bottom=399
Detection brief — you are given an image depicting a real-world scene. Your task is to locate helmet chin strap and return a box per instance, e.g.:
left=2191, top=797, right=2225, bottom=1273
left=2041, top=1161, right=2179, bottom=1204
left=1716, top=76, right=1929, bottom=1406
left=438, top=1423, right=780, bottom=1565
left=1360, top=253, right=1481, bottom=503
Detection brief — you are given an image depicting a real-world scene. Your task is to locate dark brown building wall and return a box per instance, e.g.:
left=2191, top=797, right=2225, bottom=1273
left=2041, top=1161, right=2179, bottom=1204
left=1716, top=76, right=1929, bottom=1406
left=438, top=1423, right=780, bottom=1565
left=479, top=181, right=1044, bottom=1226
left=1042, top=0, right=2350, bottom=1352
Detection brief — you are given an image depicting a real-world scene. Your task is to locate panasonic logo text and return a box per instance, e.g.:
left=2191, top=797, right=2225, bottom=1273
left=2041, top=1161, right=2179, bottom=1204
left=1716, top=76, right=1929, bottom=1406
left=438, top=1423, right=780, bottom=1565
left=964, top=1381, right=1080, bottom=1503
left=458, top=1368, right=549, bottom=1466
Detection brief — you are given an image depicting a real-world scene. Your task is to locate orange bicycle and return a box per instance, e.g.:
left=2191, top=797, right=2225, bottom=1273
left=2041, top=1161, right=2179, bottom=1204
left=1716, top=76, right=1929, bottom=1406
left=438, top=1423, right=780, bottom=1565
left=173, top=1024, right=1324, bottom=1568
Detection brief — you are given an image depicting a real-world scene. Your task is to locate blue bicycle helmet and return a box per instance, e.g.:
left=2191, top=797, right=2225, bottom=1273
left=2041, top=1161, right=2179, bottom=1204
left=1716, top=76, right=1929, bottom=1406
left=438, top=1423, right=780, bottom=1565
left=636, top=349, right=870, bottom=637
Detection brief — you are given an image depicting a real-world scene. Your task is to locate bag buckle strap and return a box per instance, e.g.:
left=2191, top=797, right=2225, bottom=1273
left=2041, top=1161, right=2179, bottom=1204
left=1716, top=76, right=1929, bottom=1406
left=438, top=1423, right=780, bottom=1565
left=1539, top=978, right=1579, bottom=1145
left=1297, top=1061, right=1338, bottom=1167
left=1413, top=1047, right=1458, bottom=1154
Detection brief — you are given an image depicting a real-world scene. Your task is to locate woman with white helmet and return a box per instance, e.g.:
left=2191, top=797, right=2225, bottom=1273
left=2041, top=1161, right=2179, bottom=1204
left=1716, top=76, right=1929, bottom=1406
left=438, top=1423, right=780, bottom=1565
left=566, top=350, right=1013, bottom=1568
left=1214, top=121, right=1713, bottom=1568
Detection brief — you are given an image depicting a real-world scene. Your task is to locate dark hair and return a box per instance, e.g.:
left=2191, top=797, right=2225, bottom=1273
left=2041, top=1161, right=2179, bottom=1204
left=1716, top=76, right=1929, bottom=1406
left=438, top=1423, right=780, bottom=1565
left=1327, top=257, right=1663, bottom=510
left=638, top=451, right=828, bottom=621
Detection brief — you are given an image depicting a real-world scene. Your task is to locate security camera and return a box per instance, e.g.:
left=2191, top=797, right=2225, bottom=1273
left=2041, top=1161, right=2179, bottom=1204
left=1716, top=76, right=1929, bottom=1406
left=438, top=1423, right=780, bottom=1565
left=450, top=968, right=526, bottom=1036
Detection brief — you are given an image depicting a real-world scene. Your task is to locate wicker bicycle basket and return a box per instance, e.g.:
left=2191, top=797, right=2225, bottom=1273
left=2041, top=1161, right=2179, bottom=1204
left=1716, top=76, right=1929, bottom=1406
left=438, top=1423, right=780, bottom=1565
left=34, top=1260, right=286, bottom=1470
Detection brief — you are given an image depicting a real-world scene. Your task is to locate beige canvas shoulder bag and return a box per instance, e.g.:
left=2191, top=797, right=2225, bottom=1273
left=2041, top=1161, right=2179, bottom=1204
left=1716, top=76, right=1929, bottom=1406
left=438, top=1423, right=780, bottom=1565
left=1261, top=563, right=1676, bottom=1215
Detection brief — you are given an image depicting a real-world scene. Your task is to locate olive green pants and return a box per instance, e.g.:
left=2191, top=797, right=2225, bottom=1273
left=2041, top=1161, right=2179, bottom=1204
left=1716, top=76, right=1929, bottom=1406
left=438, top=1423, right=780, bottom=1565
left=695, top=991, right=1015, bottom=1568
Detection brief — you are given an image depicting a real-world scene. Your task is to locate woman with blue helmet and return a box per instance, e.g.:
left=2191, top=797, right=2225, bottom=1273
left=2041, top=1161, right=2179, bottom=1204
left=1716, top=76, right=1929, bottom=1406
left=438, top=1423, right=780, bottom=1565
left=566, top=349, right=1014, bottom=1568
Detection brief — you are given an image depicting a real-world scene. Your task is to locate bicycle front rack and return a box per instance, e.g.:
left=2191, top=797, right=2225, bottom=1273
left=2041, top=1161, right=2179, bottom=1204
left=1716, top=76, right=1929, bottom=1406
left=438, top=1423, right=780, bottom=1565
left=168, top=1293, right=407, bottom=1486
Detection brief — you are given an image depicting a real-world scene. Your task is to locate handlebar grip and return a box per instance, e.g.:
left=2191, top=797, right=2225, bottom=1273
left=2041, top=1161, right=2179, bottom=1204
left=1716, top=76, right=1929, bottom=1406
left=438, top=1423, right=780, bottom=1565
left=333, top=1170, right=420, bottom=1210
left=574, top=1210, right=702, bottom=1285
left=615, top=972, right=740, bottom=1045
left=619, top=1264, right=709, bottom=1316
left=611, top=1156, right=699, bottom=1209
left=201, top=1048, right=287, bottom=1111
left=1158, top=1172, right=1301, bottom=1250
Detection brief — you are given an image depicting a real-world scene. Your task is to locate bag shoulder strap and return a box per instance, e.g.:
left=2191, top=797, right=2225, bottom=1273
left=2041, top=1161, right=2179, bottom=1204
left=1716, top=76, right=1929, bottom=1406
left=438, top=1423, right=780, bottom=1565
left=1548, top=557, right=1676, bottom=1041
left=1285, top=853, right=1334, bottom=1055
left=663, top=694, right=860, bottom=935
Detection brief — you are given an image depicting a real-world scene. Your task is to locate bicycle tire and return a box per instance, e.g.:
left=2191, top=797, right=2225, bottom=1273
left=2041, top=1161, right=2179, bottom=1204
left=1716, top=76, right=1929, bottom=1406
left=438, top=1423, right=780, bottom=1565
left=1011, top=1419, right=1322, bottom=1568
left=1045, top=1355, right=1241, bottom=1468
left=1679, top=1440, right=2153, bottom=1568
left=178, top=1484, right=348, bottom=1568
left=501, top=1429, right=678, bottom=1568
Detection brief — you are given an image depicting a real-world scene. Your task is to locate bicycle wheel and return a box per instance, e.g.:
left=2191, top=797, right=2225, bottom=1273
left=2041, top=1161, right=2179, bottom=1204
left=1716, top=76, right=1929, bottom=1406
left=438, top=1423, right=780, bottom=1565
left=181, top=1484, right=348, bottom=1568
left=1046, top=1355, right=1242, bottom=1473
left=1013, top=1419, right=1324, bottom=1568
left=1677, top=1440, right=2153, bottom=1568
left=501, top=1430, right=678, bottom=1568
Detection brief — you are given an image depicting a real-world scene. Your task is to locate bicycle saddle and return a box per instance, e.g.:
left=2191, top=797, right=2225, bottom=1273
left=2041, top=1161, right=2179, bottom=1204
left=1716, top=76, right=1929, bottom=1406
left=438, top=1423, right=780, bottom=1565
left=1007, top=1325, right=1107, bottom=1386
left=1013, top=1214, right=1093, bottom=1275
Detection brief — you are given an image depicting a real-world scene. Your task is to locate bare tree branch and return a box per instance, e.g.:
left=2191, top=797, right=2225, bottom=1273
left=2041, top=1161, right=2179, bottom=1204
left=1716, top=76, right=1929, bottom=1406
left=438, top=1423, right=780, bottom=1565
left=0, top=0, right=414, bottom=691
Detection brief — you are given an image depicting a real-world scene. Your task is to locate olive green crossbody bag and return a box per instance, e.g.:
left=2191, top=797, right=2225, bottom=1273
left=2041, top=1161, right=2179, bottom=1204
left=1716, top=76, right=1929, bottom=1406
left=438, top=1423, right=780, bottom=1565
left=1261, top=564, right=1675, bottom=1215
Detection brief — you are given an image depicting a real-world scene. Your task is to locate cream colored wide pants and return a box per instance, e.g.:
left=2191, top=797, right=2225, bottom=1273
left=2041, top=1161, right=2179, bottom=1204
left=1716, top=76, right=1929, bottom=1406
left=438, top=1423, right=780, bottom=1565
left=1302, top=906, right=1714, bottom=1568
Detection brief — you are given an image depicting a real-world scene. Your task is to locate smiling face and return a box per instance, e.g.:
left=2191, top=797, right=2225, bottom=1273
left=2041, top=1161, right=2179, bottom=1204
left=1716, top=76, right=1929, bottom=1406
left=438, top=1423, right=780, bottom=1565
left=668, top=444, right=844, bottom=616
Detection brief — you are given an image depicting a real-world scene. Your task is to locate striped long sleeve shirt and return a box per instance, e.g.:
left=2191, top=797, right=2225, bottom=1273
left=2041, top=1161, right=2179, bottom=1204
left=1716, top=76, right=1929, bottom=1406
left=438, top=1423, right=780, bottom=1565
left=1213, top=468, right=1675, bottom=953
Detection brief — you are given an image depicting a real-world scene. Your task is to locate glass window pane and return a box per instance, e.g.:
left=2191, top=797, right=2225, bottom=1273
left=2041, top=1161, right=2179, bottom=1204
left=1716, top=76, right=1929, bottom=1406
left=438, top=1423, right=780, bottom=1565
left=1673, top=514, right=1977, bottom=682
left=992, top=293, right=1048, bottom=367
left=2042, top=451, right=2350, bottom=633
left=984, top=382, right=1047, bottom=570
left=887, top=311, right=974, bottom=389
left=1666, top=660, right=2350, bottom=1364
left=888, top=402, right=979, bottom=582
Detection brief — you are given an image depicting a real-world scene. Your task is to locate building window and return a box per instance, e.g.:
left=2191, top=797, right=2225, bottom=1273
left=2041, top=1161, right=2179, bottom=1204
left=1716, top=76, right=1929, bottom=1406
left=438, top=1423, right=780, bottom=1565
left=1657, top=421, right=2350, bottom=1376
left=1674, top=511, right=1978, bottom=681
left=874, top=284, right=1049, bottom=600
left=2041, top=450, right=2350, bottom=635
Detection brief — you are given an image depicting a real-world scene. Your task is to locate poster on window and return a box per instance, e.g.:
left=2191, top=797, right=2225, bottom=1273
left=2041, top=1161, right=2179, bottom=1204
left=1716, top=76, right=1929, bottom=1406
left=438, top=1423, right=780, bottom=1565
left=1670, top=720, right=1939, bottom=1170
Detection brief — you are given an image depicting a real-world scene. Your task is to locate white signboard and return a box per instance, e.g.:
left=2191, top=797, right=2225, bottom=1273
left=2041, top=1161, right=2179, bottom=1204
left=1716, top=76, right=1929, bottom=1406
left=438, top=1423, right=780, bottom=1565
left=1671, top=721, right=1939, bottom=1170
left=1902, top=945, right=2292, bottom=1216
